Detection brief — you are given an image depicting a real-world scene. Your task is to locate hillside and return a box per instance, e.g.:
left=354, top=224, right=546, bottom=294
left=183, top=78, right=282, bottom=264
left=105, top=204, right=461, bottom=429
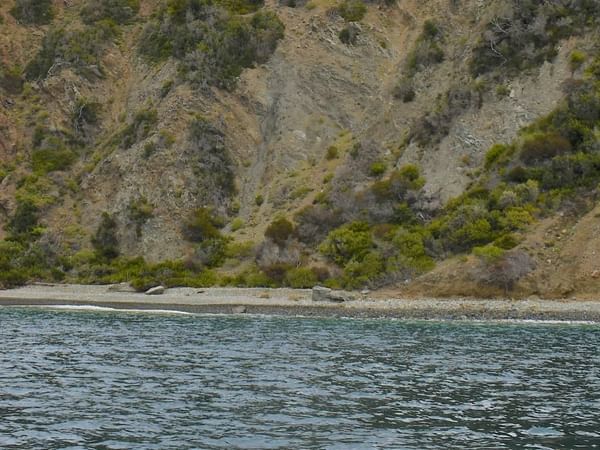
left=1, top=0, right=600, bottom=298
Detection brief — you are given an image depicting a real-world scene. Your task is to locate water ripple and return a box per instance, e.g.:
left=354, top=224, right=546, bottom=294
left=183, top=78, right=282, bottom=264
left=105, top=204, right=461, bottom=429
left=1, top=308, right=599, bottom=449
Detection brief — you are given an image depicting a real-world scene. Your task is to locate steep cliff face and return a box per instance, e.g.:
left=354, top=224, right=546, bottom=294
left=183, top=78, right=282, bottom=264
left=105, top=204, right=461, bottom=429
left=1, top=0, right=600, bottom=296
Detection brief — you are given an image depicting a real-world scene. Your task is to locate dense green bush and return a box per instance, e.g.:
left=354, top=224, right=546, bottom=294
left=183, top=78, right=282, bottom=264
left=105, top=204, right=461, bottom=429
left=339, top=25, right=359, bottom=45
left=183, top=207, right=224, bottom=243
left=285, top=267, right=318, bottom=288
left=139, top=0, right=284, bottom=89
left=390, top=228, right=435, bottom=273
left=0, top=64, right=24, bottom=94
left=319, top=221, right=373, bottom=265
left=265, top=217, right=295, bottom=246
left=371, top=164, right=425, bottom=201
left=471, top=1, right=600, bottom=79
left=80, top=0, right=140, bottom=24
left=342, top=251, right=384, bottom=288
left=25, top=22, right=117, bottom=80
left=369, top=162, right=386, bottom=177
left=92, top=212, right=120, bottom=260
left=338, top=0, right=367, bottom=22
left=10, top=0, right=54, bottom=25
left=220, top=0, right=265, bottom=14
left=0, top=240, right=65, bottom=288
left=7, top=200, right=40, bottom=239
left=519, top=132, right=572, bottom=164
left=484, top=144, right=511, bottom=169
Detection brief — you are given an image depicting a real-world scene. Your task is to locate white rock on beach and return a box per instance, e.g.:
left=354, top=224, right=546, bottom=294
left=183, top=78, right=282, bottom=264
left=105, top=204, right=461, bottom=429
left=145, top=286, right=165, bottom=295
left=312, top=286, right=332, bottom=302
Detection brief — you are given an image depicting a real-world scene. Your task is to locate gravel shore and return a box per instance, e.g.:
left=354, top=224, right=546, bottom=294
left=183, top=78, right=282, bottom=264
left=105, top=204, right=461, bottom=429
left=1, top=284, right=600, bottom=321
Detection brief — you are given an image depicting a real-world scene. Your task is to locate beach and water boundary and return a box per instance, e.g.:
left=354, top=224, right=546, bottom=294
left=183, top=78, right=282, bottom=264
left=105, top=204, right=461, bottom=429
left=1, top=284, right=600, bottom=321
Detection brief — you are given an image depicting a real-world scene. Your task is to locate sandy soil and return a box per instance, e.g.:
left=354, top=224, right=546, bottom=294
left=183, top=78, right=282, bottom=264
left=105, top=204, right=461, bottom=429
left=1, top=284, right=600, bottom=321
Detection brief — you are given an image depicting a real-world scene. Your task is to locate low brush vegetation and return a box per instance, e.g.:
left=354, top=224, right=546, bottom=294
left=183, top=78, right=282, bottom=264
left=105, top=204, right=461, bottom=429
left=3, top=2, right=600, bottom=295
left=10, top=0, right=54, bottom=25
left=138, top=0, right=284, bottom=89
left=25, top=22, right=118, bottom=81
left=470, top=0, right=600, bottom=80
left=80, top=0, right=140, bottom=25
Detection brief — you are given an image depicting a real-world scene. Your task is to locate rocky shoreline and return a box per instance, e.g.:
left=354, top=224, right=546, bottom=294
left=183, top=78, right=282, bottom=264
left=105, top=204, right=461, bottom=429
left=1, top=284, right=600, bottom=322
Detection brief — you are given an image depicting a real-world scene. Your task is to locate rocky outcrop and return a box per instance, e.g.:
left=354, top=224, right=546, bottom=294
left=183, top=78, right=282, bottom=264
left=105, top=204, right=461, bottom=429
left=312, top=286, right=355, bottom=303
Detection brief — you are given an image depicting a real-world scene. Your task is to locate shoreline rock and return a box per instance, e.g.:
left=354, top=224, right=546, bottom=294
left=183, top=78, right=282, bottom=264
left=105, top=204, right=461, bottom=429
left=145, top=286, right=165, bottom=295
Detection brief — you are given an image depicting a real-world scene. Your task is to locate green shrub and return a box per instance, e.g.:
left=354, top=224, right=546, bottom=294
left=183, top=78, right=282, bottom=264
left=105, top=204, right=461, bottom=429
left=139, top=2, right=284, bottom=89
left=265, top=217, right=295, bottom=245
left=255, top=194, right=264, bottom=206
left=193, top=238, right=229, bottom=268
left=183, top=208, right=224, bottom=242
left=284, top=267, right=317, bottom=288
left=231, top=266, right=275, bottom=287
left=319, top=221, right=373, bottom=265
left=0, top=65, right=24, bottom=94
left=391, top=228, right=435, bottom=272
left=7, top=200, right=39, bottom=239
left=92, top=212, right=120, bottom=260
left=339, top=25, right=359, bottom=45
left=496, top=84, right=510, bottom=98
left=225, top=240, right=255, bottom=258
left=221, top=0, right=265, bottom=14
left=342, top=251, right=385, bottom=288
left=11, top=0, right=54, bottom=25
left=80, top=0, right=140, bottom=24
left=25, top=22, right=117, bottom=80
left=230, top=218, right=245, bottom=231
left=484, top=144, right=510, bottom=169
left=393, top=78, right=415, bottom=102
left=470, top=2, right=599, bottom=79
left=520, top=132, right=572, bottom=164
left=441, top=203, right=495, bottom=251
left=369, top=162, right=386, bottom=177
left=473, top=244, right=505, bottom=263
left=569, top=50, right=586, bottom=73
left=371, top=164, right=425, bottom=201
left=326, top=146, right=339, bottom=160
left=128, top=197, right=154, bottom=237
left=0, top=240, right=66, bottom=288
left=493, top=233, right=520, bottom=250
left=338, top=0, right=367, bottom=22
left=31, top=147, right=76, bottom=174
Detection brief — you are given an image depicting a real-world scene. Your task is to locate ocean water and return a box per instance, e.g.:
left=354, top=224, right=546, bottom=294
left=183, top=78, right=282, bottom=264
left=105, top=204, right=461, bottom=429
left=1, top=307, right=599, bottom=449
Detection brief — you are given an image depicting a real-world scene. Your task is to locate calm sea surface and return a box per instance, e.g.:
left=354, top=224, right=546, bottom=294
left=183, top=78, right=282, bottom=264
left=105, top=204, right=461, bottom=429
left=0, top=307, right=599, bottom=449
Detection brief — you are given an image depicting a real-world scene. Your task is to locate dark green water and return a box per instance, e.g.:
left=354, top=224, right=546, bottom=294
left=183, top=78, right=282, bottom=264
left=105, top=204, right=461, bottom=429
left=0, top=307, right=599, bottom=449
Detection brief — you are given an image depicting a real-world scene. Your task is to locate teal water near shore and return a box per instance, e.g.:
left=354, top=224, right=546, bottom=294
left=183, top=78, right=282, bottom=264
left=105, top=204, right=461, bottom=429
left=1, top=307, right=599, bottom=449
